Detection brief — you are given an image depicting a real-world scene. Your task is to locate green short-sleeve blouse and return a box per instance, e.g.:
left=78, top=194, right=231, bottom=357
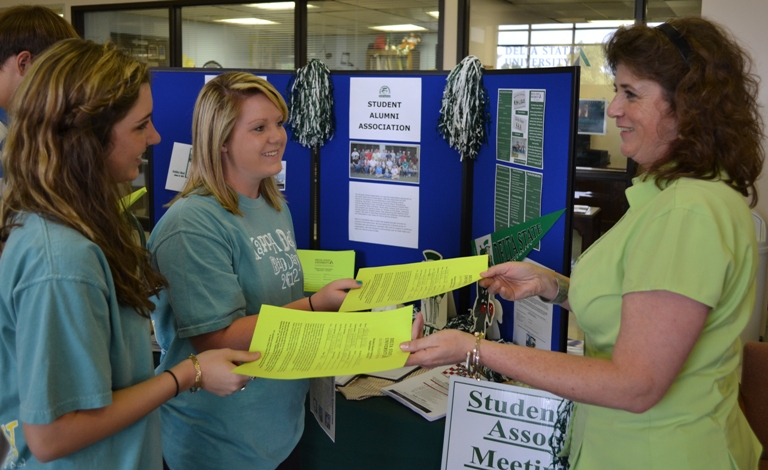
left=567, top=176, right=762, bottom=469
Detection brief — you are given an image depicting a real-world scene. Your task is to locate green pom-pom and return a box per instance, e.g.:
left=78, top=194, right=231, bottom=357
left=287, top=59, right=335, bottom=148
left=437, top=56, right=491, bottom=161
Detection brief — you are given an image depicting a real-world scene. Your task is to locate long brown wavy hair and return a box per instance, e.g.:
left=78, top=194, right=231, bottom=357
left=171, top=71, right=287, bottom=215
left=605, top=17, right=764, bottom=206
left=0, top=39, right=166, bottom=317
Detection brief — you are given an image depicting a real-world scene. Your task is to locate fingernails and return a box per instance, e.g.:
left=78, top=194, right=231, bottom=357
left=400, top=343, right=409, bottom=351
left=357, top=280, right=363, bottom=285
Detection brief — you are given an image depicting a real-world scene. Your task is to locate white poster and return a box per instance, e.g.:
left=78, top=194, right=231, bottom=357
left=309, top=377, right=336, bottom=442
left=496, top=89, right=546, bottom=169
left=349, top=77, right=422, bottom=143
left=348, top=181, right=419, bottom=249
left=442, top=376, right=566, bottom=470
left=165, top=142, right=193, bottom=192
left=512, top=258, right=553, bottom=350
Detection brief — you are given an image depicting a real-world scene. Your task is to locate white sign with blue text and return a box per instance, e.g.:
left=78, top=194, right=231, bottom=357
left=442, top=376, right=565, bottom=470
left=349, top=77, right=422, bottom=143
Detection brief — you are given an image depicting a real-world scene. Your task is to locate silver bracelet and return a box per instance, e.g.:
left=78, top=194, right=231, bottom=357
left=538, top=276, right=568, bottom=304
left=465, top=332, right=485, bottom=381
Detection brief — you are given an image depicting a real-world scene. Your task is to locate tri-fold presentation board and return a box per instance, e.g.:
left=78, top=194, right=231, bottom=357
left=148, top=66, right=579, bottom=352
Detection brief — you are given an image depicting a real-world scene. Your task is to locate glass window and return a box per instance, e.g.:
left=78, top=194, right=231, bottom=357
left=499, top=24, right=528, bottom=31
left=531, top=23, right=573, bottom=30
left=83, top=10, right=170, bottom=68
left=307, top=0, right=439, bottom=71
left=82, top=9, right=170, bottom=229
left=497, top=31, right=528, bottom=45
left=574, top=28, right=616, bottom=45
left=181, top=5, right=295, bottom=69
left=529, top=29, right=571, bottom=45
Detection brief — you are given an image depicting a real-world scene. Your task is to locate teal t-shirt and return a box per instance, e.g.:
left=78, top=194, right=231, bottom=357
left=567, top=176, right=761, bottom=469
left=149, top=194, right=308, bottom=470
left=0, top=213, right=161, bottom=470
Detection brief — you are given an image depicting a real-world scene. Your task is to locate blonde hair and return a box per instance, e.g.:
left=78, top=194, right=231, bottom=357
left=171, top=71, right=287, bottom=214
left=0, top=39, right=165, bottom=317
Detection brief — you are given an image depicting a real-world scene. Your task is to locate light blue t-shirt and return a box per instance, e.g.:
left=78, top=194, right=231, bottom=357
left=0, top=213, right=161, bottom=470
left=149, top=193, right=307, bottom=470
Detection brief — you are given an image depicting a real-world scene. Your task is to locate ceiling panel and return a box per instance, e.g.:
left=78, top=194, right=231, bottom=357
left=110, top=0, right=702, bottom=36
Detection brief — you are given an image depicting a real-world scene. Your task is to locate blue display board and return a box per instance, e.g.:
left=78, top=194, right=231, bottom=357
left=316, top=69, right=577, bottom=350
left=473, top=69, right=578, bottom=346
left=148, top=67, right=578, bottom=351
left=317, top=72, right=464, bottom=271
left=149, top=69, right=313, bottom=249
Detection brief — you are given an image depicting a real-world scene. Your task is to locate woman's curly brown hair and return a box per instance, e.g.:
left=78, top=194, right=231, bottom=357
left=1, top=39, right=166, bottom=317
left=605, top=17, right=764, bottom=206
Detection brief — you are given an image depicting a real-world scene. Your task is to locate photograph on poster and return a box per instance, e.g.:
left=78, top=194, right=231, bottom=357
left=513, top=90, right=527, bottom=109
left=349, top=140, right=420, bottom=184
left=511, top=136, right=527, bottom=160
left=578, top=99, right=607, bottom=135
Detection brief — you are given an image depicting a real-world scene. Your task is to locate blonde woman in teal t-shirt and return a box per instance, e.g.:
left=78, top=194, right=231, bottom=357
left=402, top=18, right=764, bottom=469
left=149, top=72, right=360, bottom=470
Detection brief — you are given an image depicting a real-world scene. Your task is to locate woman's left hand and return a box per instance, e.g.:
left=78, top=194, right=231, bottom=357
left=400, top=329, right=476, bottom=368
left=311, top=278, right=362, bottom=312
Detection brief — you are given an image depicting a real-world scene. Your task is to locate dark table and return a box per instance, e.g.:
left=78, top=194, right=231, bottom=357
left=298, top=393, right=446, bottom=469
left=572, top=205, right=602, bottom=253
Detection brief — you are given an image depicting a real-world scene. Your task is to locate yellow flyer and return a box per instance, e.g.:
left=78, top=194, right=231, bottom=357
left=233, top=304, right=411, bottom=379
left=296, top=249, right=355, bottom=293
left=339, top=254, right=488, bottom=312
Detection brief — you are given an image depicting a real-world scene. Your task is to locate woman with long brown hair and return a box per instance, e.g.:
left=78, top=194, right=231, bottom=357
left=0, top=39, right=259, bottom=469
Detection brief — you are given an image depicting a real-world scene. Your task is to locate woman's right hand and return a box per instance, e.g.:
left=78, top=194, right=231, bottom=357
left=478, top=261, right=560, bottom=301
left=194, top=349, right=261, bottom=396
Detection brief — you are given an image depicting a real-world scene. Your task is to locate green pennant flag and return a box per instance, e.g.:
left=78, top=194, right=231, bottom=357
left=471, top=209, right=565, bottom=265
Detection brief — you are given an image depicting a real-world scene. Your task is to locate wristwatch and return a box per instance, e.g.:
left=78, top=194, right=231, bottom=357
left=538, top=276, right=568, bottom=304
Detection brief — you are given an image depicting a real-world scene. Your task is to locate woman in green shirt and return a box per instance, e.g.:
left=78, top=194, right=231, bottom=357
left=402, top=17, right=763, bottom=469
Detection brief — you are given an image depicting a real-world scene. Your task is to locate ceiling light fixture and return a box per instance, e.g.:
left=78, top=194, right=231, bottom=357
left=247, top=2, right=294, bottom=9
left=215, top=18, right=278, bottom=25
left=369, top=24, right=428, bottom=32
left=426, top=11, right=439, bottom=19
left=246, top=2, right=316, bottom=10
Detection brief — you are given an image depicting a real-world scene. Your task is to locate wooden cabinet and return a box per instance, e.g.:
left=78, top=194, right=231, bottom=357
left=573, top=165, right=635, bottom=236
